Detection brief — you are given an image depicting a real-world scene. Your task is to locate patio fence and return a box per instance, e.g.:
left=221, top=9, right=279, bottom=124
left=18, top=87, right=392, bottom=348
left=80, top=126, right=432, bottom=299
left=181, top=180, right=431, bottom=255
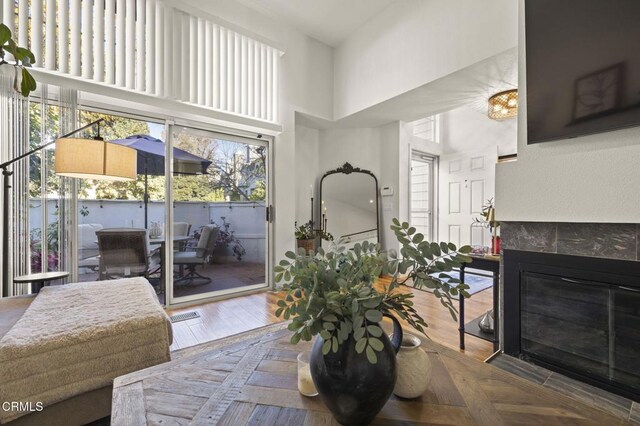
left=29, top=199, right=266, bottom=263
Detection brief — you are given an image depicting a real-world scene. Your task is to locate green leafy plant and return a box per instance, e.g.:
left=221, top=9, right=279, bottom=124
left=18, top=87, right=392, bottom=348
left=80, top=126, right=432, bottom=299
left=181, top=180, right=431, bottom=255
left=275, top=218, right=472, bottom=364
left=295, top=221, right=333, bottom=242
left=0, top=24, right=37, bottom=97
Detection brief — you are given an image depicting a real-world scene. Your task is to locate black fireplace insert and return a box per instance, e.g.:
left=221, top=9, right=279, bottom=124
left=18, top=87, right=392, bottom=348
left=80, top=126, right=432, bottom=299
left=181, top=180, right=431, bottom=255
left=503, top=250, right=640, bottom=400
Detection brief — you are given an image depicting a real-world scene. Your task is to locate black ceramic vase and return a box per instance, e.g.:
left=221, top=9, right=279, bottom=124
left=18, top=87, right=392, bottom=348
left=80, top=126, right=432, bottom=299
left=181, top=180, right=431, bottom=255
left=309, top=313, right=403, bottom=426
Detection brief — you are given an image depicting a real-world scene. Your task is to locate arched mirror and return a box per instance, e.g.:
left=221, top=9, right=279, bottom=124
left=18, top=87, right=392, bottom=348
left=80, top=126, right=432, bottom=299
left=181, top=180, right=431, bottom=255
left=319, top=163, right=380, bottom=248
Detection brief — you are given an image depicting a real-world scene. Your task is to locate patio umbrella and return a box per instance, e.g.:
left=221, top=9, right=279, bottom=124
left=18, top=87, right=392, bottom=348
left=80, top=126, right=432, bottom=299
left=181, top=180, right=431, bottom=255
left=109, top=135, right=212, bottom=228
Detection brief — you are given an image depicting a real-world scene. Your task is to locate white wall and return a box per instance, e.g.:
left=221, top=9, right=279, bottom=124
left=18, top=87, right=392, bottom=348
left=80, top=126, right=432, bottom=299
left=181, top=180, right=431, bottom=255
left=440, top=107, right=517, bottom=157
left=294, top=123, right=403, bottom=252
left=495, top=1, right=640, bottom=223
left=333, top=0, right=518, bottom=119
left=294, top=125, right=321, bottom=225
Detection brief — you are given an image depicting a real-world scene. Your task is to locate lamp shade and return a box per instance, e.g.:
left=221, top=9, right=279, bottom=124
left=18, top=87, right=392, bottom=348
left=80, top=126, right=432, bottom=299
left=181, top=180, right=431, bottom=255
left=55, top=138, right=137, bottom=181
left=486, top=207, right=496, bottom=223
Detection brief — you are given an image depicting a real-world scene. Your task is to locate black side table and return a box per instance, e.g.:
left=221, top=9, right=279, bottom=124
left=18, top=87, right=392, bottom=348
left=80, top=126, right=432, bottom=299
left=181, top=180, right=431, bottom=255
left=459, top=255, right=500, bottom=352
left=14, top=271, right=70, bottom=293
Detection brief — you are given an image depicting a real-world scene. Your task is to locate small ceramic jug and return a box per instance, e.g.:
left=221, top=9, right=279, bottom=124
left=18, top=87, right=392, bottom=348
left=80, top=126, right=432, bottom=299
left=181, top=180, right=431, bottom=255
left=393, top=333, right=432, bottom=399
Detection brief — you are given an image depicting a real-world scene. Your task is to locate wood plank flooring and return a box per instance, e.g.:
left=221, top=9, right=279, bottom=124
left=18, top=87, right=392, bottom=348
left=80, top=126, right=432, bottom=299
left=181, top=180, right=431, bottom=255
left=113, top=323, right=624, bottom=426
left=167, top=276, right=494, bottom=362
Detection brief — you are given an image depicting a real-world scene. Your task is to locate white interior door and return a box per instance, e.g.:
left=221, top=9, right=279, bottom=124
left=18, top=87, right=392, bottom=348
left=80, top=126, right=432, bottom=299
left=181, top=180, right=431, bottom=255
left=438, top=148, right=497, bottom=248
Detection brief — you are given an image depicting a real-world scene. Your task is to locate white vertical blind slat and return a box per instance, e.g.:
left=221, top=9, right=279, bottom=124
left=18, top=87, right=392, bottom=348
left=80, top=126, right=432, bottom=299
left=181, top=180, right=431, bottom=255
left=163, top=6, right=172, bottom=97
left=70, top=0, right=81, bottom=76
left=240, top=36, right=247, bottom=116
left=94, top=0, right=105, bottom=81
left=253, top=40, right=260, bottom=119
left=115, top=0, right=126, bottom=86
left=189, top=16, right=197, bottom=103
left=212, top=24, right=220, bottom=109
left=154, top=2, right=164, bottom=97
left=204, top=21, right=212, bottom=107
left=172, top=10, right=181, bottom=100
left=226, top=29, right=234, bottom=112
left=196, top=18, right=205, bottom=105
left=31, top=0, right=43, bottom=67
left=81, top=0, right=93, bottom=79
left=45, top=0, right=56, bottom=70
left=272, top=49, right=279, bottom=122
left=233, top=32, right=240, bottom=114
left=247, top=38, right=254, bottom=118
left=59, top=0, right=69, bottom=73
left=266, top=47, right=272, bottom=121
left=145, top=0, right=155, bottom=94
left=180, top=14, right=189, bottom=101
left=260, top=44, right=267, bottom=120
left=136, top=0, right=146, bottom=91
left=125, top=0, right=135, bottom=89
left=18, top=1, right=28, bottom=48
left=219, top=27, right=227, bottom=111
left=2, top=1, right=14, bottom=36
left=105, top=0, right=116, bottom=84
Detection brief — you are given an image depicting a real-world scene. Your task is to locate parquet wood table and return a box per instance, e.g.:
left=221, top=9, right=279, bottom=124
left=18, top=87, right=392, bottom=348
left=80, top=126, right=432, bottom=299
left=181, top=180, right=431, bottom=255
left=112, top=323, right=624, bottom=425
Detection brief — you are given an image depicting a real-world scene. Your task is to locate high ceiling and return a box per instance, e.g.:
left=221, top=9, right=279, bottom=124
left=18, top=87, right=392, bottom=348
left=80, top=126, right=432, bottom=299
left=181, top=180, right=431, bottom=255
left=232, top=0, right=396, bottom=46
left=298, top=48, right=519, bottom=128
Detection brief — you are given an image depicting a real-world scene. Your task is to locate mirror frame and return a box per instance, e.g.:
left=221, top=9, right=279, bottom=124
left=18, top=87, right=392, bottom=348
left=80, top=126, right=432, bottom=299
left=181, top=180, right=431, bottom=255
left=319, top=162, right=380, bottom=244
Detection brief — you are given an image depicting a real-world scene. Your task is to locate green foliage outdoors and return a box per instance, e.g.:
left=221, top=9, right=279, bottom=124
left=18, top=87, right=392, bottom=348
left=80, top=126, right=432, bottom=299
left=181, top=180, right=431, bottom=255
left=275, top=218, right=473, bottom=364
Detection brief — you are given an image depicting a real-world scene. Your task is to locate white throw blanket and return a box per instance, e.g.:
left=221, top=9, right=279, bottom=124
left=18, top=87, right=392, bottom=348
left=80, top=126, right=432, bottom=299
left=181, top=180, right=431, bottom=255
left=0, top=278, right=172, bottom=423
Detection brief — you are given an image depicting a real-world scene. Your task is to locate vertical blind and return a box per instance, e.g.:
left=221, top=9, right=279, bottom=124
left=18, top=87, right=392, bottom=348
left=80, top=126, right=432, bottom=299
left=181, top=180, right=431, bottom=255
left=0, top=0, right=281, bottom=123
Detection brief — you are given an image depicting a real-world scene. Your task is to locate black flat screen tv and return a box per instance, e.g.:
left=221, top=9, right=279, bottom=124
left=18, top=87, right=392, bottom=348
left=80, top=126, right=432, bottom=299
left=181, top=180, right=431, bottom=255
left=525, top=0, right=640, bottom=144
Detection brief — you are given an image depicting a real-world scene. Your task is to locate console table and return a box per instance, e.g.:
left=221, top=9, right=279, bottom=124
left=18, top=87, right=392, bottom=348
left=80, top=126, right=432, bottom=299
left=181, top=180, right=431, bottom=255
left=459, top=255, right=500, bottom=352
left=112, top=323, right=620, bottom=425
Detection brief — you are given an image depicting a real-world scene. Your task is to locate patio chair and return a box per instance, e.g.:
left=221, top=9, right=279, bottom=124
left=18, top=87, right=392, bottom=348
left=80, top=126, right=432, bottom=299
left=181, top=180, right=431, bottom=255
left=173, top=225, right=219, bottom=285
left=174, top=222, right=192, bottom=252
left=96, top=228, right=150, bottom=280
left=78, top=223, right=103, bottom=272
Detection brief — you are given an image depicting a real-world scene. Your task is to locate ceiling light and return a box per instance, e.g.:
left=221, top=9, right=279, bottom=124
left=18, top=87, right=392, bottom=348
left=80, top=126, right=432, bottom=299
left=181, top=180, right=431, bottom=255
left=488, top=89, right=518, bottom=120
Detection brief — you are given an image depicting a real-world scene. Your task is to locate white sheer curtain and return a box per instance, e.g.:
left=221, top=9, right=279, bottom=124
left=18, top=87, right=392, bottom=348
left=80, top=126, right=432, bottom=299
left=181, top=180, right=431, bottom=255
left=0, top=75, right=78, bottom=296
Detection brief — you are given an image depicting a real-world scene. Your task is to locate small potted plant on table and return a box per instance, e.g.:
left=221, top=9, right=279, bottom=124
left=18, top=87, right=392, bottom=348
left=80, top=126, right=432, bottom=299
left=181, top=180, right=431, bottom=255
left=295, top=221, right=333, bottom=254
left=275, top=218, right=472, bottom=425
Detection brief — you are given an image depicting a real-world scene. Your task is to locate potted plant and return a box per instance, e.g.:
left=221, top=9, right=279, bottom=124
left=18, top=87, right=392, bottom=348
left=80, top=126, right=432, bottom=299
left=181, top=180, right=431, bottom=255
left=473, top=198, right=500, bottom=254
left=295, top=221, right=333, bottom=253
left=274, top=218, right=472, bottom=425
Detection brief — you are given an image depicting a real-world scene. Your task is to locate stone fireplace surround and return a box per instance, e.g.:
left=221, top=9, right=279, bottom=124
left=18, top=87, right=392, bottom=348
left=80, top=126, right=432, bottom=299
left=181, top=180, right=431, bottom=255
left=499, top=222, right=640, bottom=343
left=497, top=221, right=640, bottom=411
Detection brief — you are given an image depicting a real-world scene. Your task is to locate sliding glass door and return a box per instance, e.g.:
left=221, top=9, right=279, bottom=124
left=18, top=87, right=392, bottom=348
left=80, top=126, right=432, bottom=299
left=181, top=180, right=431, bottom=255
left=168, top=125, right=270, bottom=304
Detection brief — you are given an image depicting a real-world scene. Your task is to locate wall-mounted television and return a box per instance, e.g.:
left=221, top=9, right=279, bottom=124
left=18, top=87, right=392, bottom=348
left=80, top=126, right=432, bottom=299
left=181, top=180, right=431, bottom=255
left=525, top=0, right=640, bottom=144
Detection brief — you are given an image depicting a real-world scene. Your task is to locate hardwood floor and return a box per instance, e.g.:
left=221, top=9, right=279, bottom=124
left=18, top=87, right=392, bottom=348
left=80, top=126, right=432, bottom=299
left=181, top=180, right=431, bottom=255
left=167, top=277, right=494, bottom=362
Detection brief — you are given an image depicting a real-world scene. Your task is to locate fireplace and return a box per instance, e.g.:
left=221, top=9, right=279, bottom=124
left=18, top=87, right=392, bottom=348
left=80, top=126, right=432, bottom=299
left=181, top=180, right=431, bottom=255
left=503, top=249, right=640, bottom=400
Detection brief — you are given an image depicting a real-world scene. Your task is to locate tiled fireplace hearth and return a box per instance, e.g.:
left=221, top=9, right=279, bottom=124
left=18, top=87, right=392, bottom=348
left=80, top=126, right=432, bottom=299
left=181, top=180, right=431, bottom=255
left=499, top=222, right=640, bottom=401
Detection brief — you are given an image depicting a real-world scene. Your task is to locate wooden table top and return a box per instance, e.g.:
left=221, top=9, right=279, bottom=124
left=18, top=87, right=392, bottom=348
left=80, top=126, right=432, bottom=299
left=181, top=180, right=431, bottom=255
left=13, top=271, right=69, bottom=283
left=112, top=323, right=622, bottom=425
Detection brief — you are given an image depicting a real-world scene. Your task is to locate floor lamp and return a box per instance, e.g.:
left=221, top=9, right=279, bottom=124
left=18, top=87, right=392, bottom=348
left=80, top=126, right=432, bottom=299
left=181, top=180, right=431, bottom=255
left=1, top=118, right=138, bottom=297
